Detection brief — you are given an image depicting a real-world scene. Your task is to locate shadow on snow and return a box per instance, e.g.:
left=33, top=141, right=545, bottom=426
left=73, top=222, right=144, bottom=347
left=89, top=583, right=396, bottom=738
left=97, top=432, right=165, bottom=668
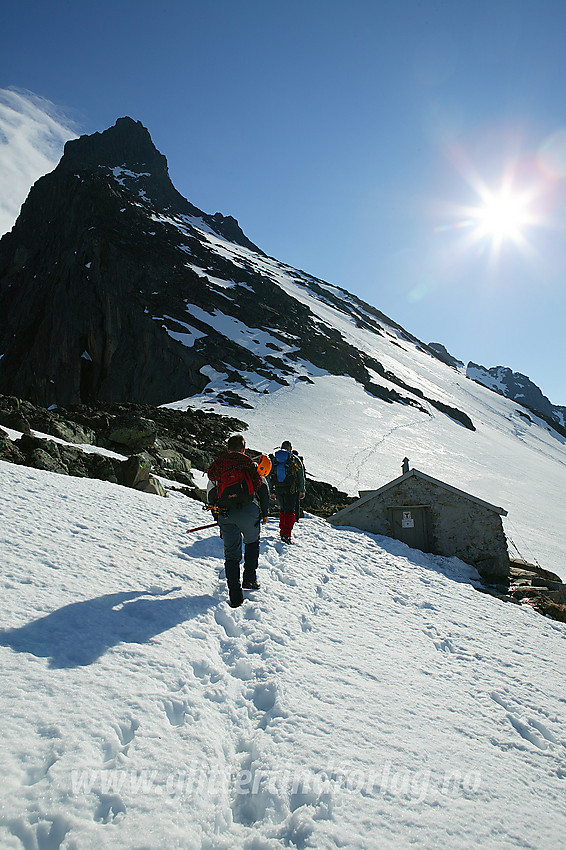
left=0, top=588, right=218, bottom=668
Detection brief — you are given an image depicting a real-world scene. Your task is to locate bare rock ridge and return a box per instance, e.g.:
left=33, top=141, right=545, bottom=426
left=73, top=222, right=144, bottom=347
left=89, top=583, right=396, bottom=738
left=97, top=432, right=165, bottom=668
left=467, top=362, right=566, bottom=433
left=55, top=117, right=260, bottom=251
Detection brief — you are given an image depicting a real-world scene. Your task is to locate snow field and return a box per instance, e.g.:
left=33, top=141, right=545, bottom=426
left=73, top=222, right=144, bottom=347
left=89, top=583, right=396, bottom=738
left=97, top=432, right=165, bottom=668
left=0, top=460, right=565, bottom=848
left=161, top=214, right=566, bottom=580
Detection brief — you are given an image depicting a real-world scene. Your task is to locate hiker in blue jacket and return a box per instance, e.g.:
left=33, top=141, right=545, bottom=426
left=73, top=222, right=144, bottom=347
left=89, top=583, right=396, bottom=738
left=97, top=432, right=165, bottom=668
left=269, top=440, right=305, bottom=542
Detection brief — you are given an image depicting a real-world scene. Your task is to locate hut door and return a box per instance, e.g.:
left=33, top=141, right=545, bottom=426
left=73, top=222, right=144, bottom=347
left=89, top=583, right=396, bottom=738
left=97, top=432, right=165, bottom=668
left=389, top=506, right=432, bottom=553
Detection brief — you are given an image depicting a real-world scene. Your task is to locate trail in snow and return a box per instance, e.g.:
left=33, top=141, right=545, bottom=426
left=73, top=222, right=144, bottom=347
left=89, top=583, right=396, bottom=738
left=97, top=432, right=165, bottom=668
left=336, top=405, right=432, bottom=493
left=0, top=460, right=565, bottom=849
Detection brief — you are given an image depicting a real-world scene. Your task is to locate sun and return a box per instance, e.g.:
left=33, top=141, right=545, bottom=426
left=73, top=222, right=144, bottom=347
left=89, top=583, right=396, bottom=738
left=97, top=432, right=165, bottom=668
left=473, top=188, right=531, bottom=243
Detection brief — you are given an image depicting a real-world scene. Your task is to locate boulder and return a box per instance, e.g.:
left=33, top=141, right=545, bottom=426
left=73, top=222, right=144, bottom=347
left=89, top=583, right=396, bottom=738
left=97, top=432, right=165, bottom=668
left=104, top=416, right=157, bottom=454
left=0, top=432, right=26, bottom=465
left=106, top=417, right=157, bottom=452
left=2, top=411, right=32, bottom=434
left=135, top=475, right=166, bottom=497
left=87, top=454, right=120, bottom=484
left=28, top=447, right=68, bottom=475
left=479, top=559, right=566, bottom=622
left=153, top=447, right=192, bottom=475
left=118, top=453, right=154, bottom=488
left=57, top=445, right=90, bottom=477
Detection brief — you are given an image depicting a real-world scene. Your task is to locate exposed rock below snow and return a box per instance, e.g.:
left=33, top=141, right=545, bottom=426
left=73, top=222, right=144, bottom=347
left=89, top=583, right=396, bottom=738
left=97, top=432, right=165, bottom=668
left=0, top=395, right=351, bottom=514
left=0, top=394, right=247, bottom=499
left=478, top=560, right=566, bottom=624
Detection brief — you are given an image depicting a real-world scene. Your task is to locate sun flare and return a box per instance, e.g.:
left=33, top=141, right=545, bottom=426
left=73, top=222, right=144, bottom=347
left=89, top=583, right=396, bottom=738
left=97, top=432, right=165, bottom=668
left=473, top=189, right=531, bottom=243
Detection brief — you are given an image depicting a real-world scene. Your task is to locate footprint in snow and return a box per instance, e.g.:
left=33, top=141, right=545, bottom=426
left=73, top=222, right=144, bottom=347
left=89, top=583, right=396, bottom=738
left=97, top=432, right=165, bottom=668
left=115, top=717, right=139, bottom=747
left=491, top=691, right=562, bottom=751
left=229, top=658, right=255, bottom=681
left=24, top=745, right=63, bottom=786
left=24, top=725, right=64, bottom=786
left=163, top=697, right=189, bottom=727
left=102, top=717, right=139, bottom=765
left=423, top=625, right=456, bottom=654
left=215, top=606, right=243, bottom=638
left=8, top=815, right=71, bottom=849
left=301, top=613, right=313, bottom=632
left=94, top=793, right=127, bottom=823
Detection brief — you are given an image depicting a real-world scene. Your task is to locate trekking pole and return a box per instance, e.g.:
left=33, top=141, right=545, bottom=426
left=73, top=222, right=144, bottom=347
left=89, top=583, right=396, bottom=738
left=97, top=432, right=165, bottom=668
left=186, top=521, right=219, bottom=534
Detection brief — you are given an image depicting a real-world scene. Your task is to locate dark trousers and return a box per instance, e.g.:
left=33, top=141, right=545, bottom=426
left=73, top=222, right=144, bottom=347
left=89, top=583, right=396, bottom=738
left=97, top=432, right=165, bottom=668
left=218, top=502, right=261, bottom=595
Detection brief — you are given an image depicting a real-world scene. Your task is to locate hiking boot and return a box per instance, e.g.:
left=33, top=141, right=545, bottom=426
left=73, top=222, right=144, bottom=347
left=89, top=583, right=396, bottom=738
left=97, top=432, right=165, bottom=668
left=243, top=541, right=259, bottom=589
left=280, top=535, right=292, bottom=544
left=228, top=587, right=244, bottom=608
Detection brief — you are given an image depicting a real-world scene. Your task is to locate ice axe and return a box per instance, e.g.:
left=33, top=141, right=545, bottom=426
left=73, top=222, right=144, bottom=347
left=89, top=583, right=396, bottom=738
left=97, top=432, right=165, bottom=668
left=186, top=521, right=219, bottom=534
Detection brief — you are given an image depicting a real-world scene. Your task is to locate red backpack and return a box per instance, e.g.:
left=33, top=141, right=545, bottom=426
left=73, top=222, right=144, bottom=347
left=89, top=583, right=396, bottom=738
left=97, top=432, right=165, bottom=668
left=214, top=466, right=255, bottom=509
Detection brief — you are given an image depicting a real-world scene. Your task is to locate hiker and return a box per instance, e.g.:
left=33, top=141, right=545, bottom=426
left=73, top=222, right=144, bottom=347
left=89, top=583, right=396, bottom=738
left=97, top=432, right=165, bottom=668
left=269, top=440, right=306, bottom=543
left=207, top=434, right=270, bottom=608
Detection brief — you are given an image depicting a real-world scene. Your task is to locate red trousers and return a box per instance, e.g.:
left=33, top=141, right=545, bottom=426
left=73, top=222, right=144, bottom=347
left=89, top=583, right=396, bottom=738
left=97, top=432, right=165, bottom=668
left=279, top=512, right=295, bottom=538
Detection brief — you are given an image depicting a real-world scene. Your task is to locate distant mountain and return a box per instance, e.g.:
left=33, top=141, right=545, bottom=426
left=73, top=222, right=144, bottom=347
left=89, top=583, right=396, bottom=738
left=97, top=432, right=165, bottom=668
left=427, top=340, right=565, bottom=433
left=467, top=363, right=566, bottom=431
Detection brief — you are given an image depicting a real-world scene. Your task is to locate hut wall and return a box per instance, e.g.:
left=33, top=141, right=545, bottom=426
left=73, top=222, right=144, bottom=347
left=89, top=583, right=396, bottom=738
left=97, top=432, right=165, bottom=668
left=332, top=476, right=510, bottom=575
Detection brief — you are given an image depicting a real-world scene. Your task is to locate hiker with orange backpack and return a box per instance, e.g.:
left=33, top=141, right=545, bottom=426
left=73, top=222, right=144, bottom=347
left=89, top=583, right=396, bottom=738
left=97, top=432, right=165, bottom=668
left=207, top=434, right=271, bottom=608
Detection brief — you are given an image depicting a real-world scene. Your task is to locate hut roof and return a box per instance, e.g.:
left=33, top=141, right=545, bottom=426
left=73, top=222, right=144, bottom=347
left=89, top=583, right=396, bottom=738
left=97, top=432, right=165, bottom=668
left=331, top=468, right=508, bottom=523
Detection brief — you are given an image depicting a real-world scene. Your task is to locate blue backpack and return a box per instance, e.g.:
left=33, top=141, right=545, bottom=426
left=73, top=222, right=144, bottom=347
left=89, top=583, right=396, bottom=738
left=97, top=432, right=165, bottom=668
left=273, top=449, right=299, bottom=489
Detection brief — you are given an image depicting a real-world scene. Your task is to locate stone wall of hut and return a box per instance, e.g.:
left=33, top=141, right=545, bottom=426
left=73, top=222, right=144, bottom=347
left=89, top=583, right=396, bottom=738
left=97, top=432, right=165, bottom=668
left=331, top=475, right=510, bottom=576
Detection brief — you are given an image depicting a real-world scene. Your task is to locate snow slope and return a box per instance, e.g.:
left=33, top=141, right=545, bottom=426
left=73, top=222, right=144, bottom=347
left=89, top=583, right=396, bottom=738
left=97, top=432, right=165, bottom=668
left=158, top=217, right=566, bottom=582
left=1, top=460, right=565, bottom=849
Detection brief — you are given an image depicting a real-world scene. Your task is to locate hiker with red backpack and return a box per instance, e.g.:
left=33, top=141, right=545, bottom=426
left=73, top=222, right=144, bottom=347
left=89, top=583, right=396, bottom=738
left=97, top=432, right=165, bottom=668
left=269, top=440, right=306, bottom=543
left=207, top=434, right=270, bottom=608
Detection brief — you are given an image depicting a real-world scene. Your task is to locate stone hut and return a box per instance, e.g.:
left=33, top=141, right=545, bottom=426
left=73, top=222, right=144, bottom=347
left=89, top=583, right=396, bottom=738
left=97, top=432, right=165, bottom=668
left=329, top=459, right=510, bottom=576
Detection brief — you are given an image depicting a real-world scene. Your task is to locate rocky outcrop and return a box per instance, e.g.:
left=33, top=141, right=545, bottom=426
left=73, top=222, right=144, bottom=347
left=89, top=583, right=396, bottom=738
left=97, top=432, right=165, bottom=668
left=477, top=560, right=566, bottom=623
left=428, top=342, right=464, bottom=370
left=300, top=479, right=355, bottom=518
left=0, top=394, right=349, bottom=513
left=0, top=394, right=248, bottom=499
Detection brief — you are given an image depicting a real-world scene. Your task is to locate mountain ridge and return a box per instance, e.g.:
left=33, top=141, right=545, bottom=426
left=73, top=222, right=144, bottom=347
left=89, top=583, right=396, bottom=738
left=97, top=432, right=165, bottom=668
left=0, top=115, right=562, bottom=450
left=0, top=116, right=475, bottom=434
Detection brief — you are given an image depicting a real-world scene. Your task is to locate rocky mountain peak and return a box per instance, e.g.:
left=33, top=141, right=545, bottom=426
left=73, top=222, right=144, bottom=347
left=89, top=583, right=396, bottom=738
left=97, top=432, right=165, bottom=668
left=57, top=116, right=168, bottom=175
left=467, top=363, right=566, bottom=432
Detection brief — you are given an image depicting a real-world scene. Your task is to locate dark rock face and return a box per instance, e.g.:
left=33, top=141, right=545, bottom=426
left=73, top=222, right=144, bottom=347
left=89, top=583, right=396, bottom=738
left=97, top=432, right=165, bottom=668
left=428, top=342, right=464, bottom=370
left=300, top=479, right=356, bottom=517
left=0, top=116, right=476, bottom=435
left=0, top=119, right=258, bottom=407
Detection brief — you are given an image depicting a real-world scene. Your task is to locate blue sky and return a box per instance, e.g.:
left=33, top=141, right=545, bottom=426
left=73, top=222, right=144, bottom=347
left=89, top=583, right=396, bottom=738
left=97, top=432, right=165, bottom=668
left=1, top=0, right=566, bottom=404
